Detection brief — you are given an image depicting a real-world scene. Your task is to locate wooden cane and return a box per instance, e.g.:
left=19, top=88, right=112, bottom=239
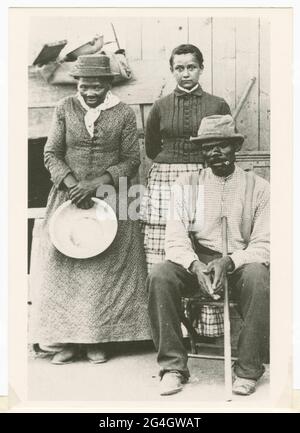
left=221, top=215, right=233, bottom=401
left=232, top=77, right=256, bottom=121
left=111, top=23, right=121, bottom=50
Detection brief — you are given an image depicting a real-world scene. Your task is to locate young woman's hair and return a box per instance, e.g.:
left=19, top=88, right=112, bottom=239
left=169, top=44, right=204, bottom=69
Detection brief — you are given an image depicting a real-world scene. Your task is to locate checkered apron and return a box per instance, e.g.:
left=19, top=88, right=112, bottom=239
left=140, top=163, right=224, bottom=337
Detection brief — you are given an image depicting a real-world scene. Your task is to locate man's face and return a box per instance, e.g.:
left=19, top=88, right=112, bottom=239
left=202, top=140, right=237, bottom=176
left=171, top=53, right=203, bottom=90
left=78, top=77, right=111, bottom=107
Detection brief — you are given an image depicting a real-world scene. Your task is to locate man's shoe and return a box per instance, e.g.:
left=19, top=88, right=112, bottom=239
left=86, top=344, right=108, bottom=364
left=232, top=377, right=257, bottom=396
left=51, top=347, right=77, bottom=365
left=159, top=371, right=187, bottom=396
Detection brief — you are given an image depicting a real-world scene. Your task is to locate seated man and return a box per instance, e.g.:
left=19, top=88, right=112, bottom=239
left=147, top=115, right=270, bottom=396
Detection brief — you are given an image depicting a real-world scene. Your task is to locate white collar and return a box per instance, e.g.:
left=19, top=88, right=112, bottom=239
left=77, top=91, right=120, bottom=137
left=177, top=83, right=199, bottom=94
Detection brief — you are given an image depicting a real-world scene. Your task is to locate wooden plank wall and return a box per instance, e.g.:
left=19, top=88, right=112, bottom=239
left=28, top=16, right=270, bottom=184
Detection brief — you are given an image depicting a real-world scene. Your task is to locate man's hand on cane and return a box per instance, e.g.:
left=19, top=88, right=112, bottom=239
left=189, top=260, right=218, bottom=299
left=204, top=256, right=235, bottom=295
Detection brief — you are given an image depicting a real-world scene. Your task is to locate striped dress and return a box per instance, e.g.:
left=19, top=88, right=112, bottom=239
left=140, top=85, right=231, bottom=337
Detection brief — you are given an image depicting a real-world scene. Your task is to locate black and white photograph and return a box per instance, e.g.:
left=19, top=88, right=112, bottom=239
left=7, top=7, right=295, bottom=410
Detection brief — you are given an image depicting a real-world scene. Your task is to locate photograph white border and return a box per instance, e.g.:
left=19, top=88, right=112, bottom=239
left=1, top=1, right=299, bottom=412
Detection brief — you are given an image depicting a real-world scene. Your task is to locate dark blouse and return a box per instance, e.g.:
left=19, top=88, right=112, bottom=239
left=145, top=85, right=231, bottom=164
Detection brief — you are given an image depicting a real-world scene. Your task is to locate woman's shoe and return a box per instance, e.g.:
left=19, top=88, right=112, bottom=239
left=51, top=346, right=77, bottom=365
left=86, top=344, right=108, bottom=364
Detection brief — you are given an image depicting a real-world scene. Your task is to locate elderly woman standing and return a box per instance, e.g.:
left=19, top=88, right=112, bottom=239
left=140, top=44, right=231, bottom=338
left=31, top=55, right=150, bottom=364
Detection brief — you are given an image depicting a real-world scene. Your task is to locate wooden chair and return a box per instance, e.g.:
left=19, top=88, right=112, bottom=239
left=181, top=297, right=238, bottom=361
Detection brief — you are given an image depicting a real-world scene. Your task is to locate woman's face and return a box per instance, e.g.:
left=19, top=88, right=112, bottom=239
left=78, top=77, right=111, bottom=108
left=171, top=53, right=203, bottom=89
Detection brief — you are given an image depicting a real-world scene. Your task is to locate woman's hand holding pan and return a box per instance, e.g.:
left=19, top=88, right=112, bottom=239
left=69, top=180, right=96, bottom=205
left=74, top=196, right=94, bottom=209
left=63, top=174, right=92, bottom=208
left=69, top=173, right=113, bottom=208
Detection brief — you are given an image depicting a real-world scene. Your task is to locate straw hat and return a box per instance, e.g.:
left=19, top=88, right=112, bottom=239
left=70, top=54, right=118, bottom=78
left=190, top=115, right=244, bottom=146
left=49, top=198, right=118, bottom=259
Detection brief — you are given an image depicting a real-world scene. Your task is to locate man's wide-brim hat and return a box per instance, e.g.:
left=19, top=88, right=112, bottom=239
left=70, top=54, right=118, bottom=78
left=49, top=198, right=118, bottom=259
left=190, top=114, right=244, bottom=146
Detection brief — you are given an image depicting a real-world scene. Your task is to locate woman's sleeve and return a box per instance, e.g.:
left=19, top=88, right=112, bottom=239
left=145, top=101, right=162, bottom=160
left=44, top=102, right=72, bottom=190
left=220, top=99, right=231, bottom=115
left=106, top=107, right=140, bottom=186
